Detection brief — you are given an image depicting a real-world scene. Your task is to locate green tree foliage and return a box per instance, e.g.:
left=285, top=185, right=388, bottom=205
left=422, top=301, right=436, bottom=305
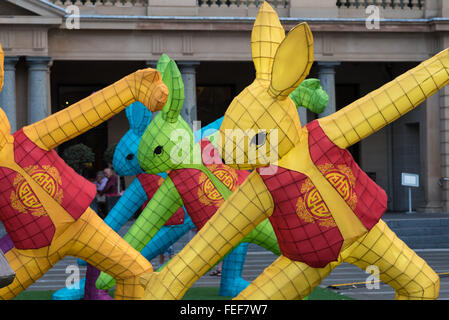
left=62, top=143, right=95, bottom=174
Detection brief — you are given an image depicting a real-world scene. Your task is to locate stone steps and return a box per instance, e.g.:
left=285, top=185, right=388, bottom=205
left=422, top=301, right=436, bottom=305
left=383, top=214, right=449, bottom=249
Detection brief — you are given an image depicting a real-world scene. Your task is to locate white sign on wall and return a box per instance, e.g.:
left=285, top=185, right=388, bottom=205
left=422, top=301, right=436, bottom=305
left=401, top=173, right=419, bottom=188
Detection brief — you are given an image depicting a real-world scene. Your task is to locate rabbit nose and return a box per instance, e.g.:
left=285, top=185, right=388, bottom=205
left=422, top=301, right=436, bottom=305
left=126, top=153, right=134, bottom=160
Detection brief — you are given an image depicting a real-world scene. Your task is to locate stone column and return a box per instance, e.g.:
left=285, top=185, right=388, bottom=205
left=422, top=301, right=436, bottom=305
left=0, top=56, right=19, bottom=132
left=440, top=84, right=449, bottom=211
left=26, top=56, right=52, bottom=124
left=178, top=61, right=199, bottom=128
left=418, top=93, right=442, bottom=213
left=318, top=62, right=340, bottom=118
left=297, top=107, right=308, bottom=127
left=146, top=60, right=159, bottom=120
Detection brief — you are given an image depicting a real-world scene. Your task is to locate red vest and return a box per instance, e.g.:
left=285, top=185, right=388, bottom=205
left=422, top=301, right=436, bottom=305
left=136, top=173, right=185, bottom=226
left=169, top=139, right=249, bottom=230
left=0, top=129, right=96, bottom=250
left=258, top=120, right=387, bottom=268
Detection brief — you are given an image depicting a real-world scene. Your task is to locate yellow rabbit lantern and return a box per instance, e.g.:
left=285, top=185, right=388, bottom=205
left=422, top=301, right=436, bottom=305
left=140, top=2, right=447, bottom=300
left=0, top=42, right=168, bottom=300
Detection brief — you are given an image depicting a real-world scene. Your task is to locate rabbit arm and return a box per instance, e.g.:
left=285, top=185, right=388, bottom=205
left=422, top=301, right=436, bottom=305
left=319, top=48, right=449, bottom=149
left=104, top=178, right=148, bottom=232
left=139, top=170, right=274, bottom=300
left=23, top=68, right=168, bottom=151
left=122, top=176, right=184, bottom=253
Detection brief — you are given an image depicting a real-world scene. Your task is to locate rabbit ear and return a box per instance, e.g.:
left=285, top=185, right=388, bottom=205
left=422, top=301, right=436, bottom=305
left=251, top=1, right=285, bottom=81
left=161, top=60, right=185, bottom=123
left=268, top=22, right=314, bottom=100
left=126, top=102, right=152, bottom=135
left=157, top=53, right=171, bottom=79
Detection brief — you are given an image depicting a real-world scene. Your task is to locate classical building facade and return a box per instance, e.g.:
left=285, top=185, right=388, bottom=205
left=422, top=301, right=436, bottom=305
left=1, top=0, right=449, bottom=213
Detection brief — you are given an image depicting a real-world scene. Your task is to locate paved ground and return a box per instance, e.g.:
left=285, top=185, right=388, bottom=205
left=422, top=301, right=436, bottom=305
left=20, top=218, right=449, bottom=300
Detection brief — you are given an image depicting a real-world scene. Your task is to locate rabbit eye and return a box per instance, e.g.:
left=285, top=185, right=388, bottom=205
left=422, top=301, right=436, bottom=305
left=250, top=132, right=266, bottom=147
left=154, top=145, right=163, bottom=155
left=126, top=153, right=134, bottom=160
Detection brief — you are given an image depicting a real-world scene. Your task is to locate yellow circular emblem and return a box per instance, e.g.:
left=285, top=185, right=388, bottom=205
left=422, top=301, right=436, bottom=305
left=10, top=165, right=63, bottom=217
left=296, top=164, right=357, bottom=228
left=198, top=165, right=237, bottom=205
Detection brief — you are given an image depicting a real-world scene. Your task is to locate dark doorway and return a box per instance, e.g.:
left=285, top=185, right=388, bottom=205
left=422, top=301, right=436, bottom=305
left=335, top=83, right=361, bottom=164
left=197, top=84, right=236, bottom=126
left=55, top=85, right=108, bottom=176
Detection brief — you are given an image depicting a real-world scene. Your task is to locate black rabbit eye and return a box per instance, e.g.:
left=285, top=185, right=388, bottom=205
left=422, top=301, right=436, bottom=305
left=126, top=153, right=134, bottom=160
left=250, top=132, right=266, bottom=147
left=154, top=145, right=163, bottom=155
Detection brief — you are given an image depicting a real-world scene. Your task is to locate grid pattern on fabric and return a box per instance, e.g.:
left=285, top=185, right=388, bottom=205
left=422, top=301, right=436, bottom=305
left=289, top=78, right=329, bottom=114
left=122, top=177, right=184, bottom=253
left=221, top=80, right=302, bottom=170
left=138, top=1, right=443, bottom=301
left=268, top=23, right=314, bottom=100
left=112, top=102, right=152, bottom=177
left=140, top=215, right=194, bottom=261
left=169, top=168, right=225, bottom=230
left=138, top=173, right=185, bottom=226
left=64, top=209, right=153, bottom=300
left=0, top=60, right=169, bottom=299
left=161, top=60, right=185, bottom=123
left=237, top=219, right=440, bottom=300
left=259, top=166, right=343, bottom=268
left=219, top=242, right=249, bottom=297
left=237, top=254, right=334, bottom=300
left=0, top=109, right=10, bottom=151
left=104, top=177, right=148, bottom=232
left=219, top=6, right=312, bottom=171
left=251, top=1, right=285, bottom=81
left=106, top=101, right=152, bottom=232
left=0, top=164, right=55, bottom=250
left=0, top=208, right=154, bottom=300
left=0, top=130, right=96, bottom=249
left=139, top=170, right=275, bottom=300
left=169, top=139, right=249, bottom=230
left=14, top=130, right=96, bottom=219
left=0, top=246, right=62, bottom=300
left=342, top=219, right=440, bottom=300
left=319, top=47, right=449, bottom=149
left=307, top=120, right=387, bottom=230
left=137, top=112, right=193, bottom=174
left=23, top=68, right=168, bottom=151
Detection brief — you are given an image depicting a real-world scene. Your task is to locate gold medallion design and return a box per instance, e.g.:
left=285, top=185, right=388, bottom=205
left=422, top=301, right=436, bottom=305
left=10, top=165, right=63, bottom=217
left=296, top=164, right=357, bottom=228
left=198, top=164, right=237, bottom=206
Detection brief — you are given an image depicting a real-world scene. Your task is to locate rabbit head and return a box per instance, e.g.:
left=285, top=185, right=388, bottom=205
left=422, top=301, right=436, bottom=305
left=112, top=102, right=152, bottom=176
left=219, top=2, right=314, bottom=170
left=138, top=56, right=193, bottom=174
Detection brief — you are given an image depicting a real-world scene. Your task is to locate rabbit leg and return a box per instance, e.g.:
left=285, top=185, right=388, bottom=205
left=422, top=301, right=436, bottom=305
left=342, top=219, right=439, bottom=300
left=66, top=208, right=153, bottom=300
left=234, top=254, right=337, bottom=300
left=219, top=242, right=250, bottom=297
left=0, top=247, right=61, bottom=300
